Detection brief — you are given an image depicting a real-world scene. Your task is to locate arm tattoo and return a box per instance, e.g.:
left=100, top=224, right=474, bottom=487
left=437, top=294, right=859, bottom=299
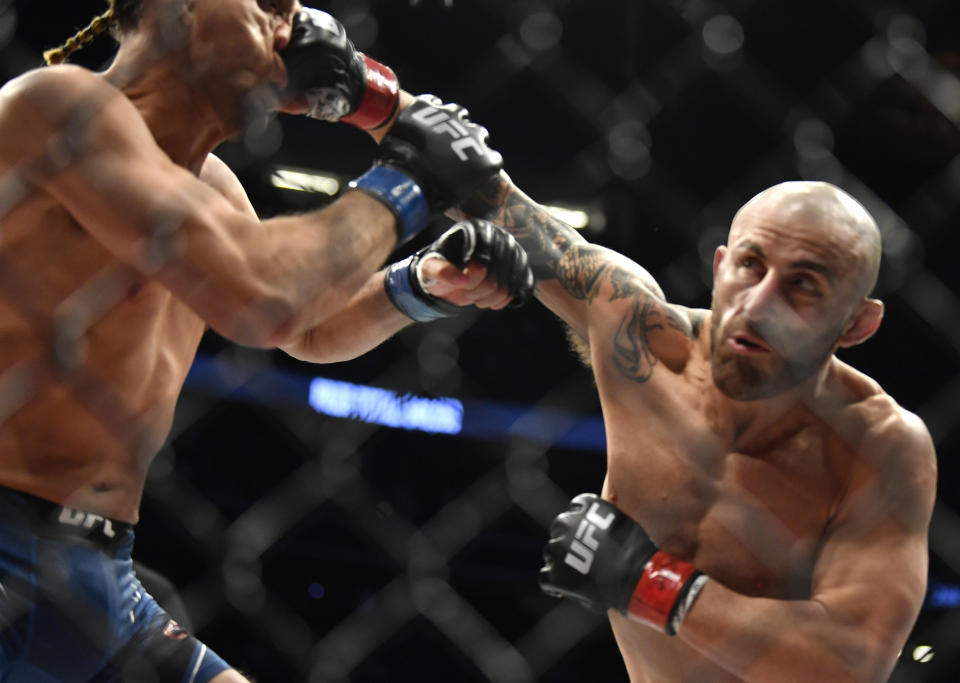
left=462, top=177, right=589, bottom=289
left=609, top=267, right=646, bottom=301
left=557, top=245, right=612, bottom=302
left=463, top=176, right=703, bottom=383
left=613, top=299, right=662, bottom=383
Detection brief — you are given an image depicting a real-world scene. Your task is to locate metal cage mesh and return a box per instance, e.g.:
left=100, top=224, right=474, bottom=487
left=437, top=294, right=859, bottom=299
left=1, top=0, right=959, bottom=680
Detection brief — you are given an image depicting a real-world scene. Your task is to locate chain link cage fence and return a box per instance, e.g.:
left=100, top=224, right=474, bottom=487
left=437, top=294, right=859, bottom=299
left=1, top=0, right=959, bottom=680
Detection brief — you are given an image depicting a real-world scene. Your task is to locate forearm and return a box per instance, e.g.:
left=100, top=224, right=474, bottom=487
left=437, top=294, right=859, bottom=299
left=676, top=581, right=898, bottom=682
left=280, top=267, right=412, bottom=363
left=461, top=174, right=676, bottom=340
left=247, top=192, right=399, bottom=346
left=463, top=174, right=586, bottom=281
left=459, top=175, right=591, bottom=330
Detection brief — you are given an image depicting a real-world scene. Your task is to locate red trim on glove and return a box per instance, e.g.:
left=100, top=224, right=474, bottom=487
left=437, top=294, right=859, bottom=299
left=340, top=55, right=400, bottom=130
left=626, top=550, right=699, bottom=632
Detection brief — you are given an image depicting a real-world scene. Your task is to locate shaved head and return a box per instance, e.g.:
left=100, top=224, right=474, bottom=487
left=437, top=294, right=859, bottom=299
left=709, top=181, right=885, bottom=399
left=732, top=181, right=882, bottom=299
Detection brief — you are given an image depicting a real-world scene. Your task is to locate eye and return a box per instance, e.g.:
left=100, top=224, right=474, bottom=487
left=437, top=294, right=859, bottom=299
left=789, top=274, right=822, bottom=296
left=738, top=256, right=760, bottom=272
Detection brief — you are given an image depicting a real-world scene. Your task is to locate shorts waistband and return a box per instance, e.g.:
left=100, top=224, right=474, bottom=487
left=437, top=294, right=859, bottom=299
left=0, top=483, right=134, bottom=557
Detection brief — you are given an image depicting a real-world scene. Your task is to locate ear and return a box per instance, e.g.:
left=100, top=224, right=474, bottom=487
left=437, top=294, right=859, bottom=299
left=152, top=0, right=193, bottom=34
left=837, top=297, right=884, bottom=348
left=713, top=245, right=727, bottom=282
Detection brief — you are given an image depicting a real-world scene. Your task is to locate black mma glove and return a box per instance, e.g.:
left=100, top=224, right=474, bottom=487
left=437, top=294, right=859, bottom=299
left=384, top=219, right=534, bottom=322
left=349, top=95, right=503, bottom=244
left=281, top=8, right=399, bottom=130
left=540, top=493, right=708, bottom=635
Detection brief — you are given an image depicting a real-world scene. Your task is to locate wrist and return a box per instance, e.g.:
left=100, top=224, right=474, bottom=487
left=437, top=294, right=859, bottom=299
left=348, top=166, right=429, bottom=243
left=340, top=55, right=400, bottom=131
left=625, top=550, right=705, bottom=635
left=383, top=255, right=458, bottom=322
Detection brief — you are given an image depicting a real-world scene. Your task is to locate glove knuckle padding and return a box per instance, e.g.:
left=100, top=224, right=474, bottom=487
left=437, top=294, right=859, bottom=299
left=548, top=515, right=572, bottom=543
left=471, top=220, right=496, bottom=263
left=537, top=492, right=657, bottom=613
left=381, top=96, right=503, bottom=210
left=284, top=9, right=363, bottom=101
left=432, top=221, right=475, bottom=269
left=569, top=492, right=596, bottom=513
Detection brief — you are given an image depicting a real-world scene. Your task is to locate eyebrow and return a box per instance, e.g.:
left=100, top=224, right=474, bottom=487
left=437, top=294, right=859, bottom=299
left=736, top=241, right=834, bottom=282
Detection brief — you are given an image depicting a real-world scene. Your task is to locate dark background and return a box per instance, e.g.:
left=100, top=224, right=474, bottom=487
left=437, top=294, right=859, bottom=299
left=2, top=0, right=960, bottom=680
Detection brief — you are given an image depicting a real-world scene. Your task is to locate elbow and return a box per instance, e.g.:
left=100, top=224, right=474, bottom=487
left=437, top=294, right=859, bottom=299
left=858, top=631, right=908, bottom=683
left=207, top=293, right=300, bottom=349
left=822, top=631, right=903, bottom=683
left=842, top=642, right=901, bottom=683
left=797, top=601, right=904, bottom=683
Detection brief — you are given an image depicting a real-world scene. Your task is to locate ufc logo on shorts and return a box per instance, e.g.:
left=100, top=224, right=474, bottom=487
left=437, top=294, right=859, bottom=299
left=58, top=507, right=117, bottom=538
left=563, top=502, right=615, bottom=575
left=412, top=108, right=485, bottom=161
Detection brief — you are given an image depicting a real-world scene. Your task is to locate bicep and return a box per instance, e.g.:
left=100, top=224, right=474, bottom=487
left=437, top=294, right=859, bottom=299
left=557, top=243, right=701, bottom=380
left=813, top=513, right=927, bottom=640
left=200, top=153, right=259, bottom=219
left=812, top=435, right=936, bottom=657
left=8, top=75, right=275, bottom=335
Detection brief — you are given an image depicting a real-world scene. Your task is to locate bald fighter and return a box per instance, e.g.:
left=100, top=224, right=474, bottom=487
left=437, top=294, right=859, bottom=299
left=465, top=179, right=936, bottom=681
left=0, top=1, right=532, bottom=681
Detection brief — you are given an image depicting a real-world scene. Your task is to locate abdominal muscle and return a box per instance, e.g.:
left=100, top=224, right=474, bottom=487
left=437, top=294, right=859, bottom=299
left=0, top=195, right=206, bottom=523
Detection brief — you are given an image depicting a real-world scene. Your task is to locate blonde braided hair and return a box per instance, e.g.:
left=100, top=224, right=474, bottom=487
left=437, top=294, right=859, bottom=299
left=43, top=6, right=117, bottom=65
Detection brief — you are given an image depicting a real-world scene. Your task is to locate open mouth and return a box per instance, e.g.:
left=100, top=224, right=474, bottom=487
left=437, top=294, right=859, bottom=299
left=730, top=334, right=770, bottom=354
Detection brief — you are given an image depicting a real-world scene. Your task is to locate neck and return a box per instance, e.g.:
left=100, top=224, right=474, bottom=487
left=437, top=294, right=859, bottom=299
left=710, top=359, right=835, bottom=447
left=103, top=33, right=226, bottom=174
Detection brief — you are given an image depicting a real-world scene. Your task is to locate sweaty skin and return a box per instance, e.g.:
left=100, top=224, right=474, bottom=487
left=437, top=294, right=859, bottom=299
left=464, top=178, right=936, bottom=682
left=0, top=0, right=509, bottom=533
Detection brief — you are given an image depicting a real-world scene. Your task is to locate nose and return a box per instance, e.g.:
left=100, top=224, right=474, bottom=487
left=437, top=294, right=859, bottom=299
left=274, top=15, right=293, bottom=52
left=742, top=270, right=783, bottom=322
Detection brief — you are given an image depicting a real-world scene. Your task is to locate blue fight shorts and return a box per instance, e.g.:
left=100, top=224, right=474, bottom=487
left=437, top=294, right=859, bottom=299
left=0, top=485, right=231, bottom=682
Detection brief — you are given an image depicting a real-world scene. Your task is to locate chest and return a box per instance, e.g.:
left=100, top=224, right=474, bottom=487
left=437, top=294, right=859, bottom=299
left=601, top=388, right=847, bottom=599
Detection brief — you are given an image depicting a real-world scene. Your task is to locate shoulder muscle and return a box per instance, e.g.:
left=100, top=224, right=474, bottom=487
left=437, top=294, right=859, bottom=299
left=200, top=154, right=258, bottom=218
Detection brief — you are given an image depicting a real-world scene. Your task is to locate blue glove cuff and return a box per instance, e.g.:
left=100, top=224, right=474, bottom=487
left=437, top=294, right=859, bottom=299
left=384, top=255, right=456, bottom=322
left=348, top=166, right=430, bottom=244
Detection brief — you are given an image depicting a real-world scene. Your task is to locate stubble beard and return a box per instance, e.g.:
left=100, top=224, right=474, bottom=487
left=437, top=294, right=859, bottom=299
left=708, top=303, right=837, bottom=401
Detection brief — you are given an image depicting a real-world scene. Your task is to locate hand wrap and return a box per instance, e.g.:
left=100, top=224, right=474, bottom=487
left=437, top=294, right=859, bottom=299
left=350, top=96, right=503, bottom=243
left=384, top=218, right=534, bottom=322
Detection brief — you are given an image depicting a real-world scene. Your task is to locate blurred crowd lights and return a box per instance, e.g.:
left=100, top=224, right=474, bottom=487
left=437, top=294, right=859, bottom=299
left=926, top=579, right=960, bottom=608
left=184, top=353, right=605, bottom=449
left=270, top=165, right=595, bottom=229
left=308, top=376, right=464, bottom=435
left=270, top=166, right=341, bottom=196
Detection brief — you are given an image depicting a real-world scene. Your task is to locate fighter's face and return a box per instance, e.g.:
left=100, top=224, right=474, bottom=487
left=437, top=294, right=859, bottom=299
left=186, top=0, right=300, bottom=134
left=709, top=205, right=863, bottom=400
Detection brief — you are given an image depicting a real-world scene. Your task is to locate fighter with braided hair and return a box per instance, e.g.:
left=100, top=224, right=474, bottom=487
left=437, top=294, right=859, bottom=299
left=0, top=1, right=532, bottom=681
left=42, top=0, right=135, bottom=65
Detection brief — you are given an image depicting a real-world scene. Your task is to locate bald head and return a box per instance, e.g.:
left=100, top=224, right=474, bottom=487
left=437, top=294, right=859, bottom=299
left=732, top=181, right=882, bottom=298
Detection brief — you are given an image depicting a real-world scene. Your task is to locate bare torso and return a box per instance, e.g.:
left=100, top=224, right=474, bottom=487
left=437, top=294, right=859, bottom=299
left=591, top=317, right=886, bottom=683
left=0, top=78, right=219, bottom=522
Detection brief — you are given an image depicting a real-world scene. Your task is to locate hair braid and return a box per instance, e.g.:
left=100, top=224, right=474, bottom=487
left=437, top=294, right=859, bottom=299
left=43, top=7, right=117, bottom=65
